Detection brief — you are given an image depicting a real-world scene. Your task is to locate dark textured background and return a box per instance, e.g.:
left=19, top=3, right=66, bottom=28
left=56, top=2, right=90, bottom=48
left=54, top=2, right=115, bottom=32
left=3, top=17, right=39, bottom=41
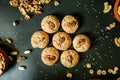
left=0, top=0, right=120, bottom=80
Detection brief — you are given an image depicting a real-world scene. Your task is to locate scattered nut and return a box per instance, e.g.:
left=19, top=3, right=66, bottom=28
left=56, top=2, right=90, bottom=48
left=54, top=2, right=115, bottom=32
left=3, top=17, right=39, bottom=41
left=13, top=20, right=19, bottom=26
left=112, top=71, right=117, bottom=75
left=103, top=2, right=112, bottom=13
left=17, top=56, right=27, bottom=62
left=8, top=56, right=13, bottom=61
left=114, top=37, right=120, bottom=47
left=108, top=68, right=113, bottom=73
left=18, top=65, right=26, bottom=70
left=10, top=51, right=18, bottom=55
left=6, top=38, right=13, bottom=44
left=24, top=49, right=32, bottom=54
left=106, top=22, right=116, bottom=30
left=101, top=70, right=106, bottom=75
left=66, top=72, right=72, bottom=78
left=86, top=63, right=92, bottom=68
left=114, top=66, right=119, bottom=71
left=54, top=0, right=60, bottom=6
left=97, top=69, right=102, bottom=75
left=89, top=69, right=94, bottom=75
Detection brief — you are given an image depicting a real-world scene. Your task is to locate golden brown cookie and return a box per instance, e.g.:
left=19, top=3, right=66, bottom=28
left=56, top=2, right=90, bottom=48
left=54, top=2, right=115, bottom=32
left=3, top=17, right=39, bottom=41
left=60, top=49, right=79, bottom=68
left=61, top=15, right=79, bottom=34
left=73, top=34, right=90, bottom=52
left=31, top=31, right=49, bottom=48
left=41, top=15, right=60, bottom=34
left=41, top=47, right=59, bottom=66
left=52, top=32, right=72, bottom=50
left=0, top=48, right=9, bottom=76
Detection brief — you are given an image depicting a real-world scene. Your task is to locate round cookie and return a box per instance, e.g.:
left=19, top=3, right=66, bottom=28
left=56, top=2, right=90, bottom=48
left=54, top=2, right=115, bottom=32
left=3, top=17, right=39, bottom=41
left=73, top=34, right=90, bottom=52
left=31, top=31, right=49, bottom=48
left=60, top=49, right=79, bottom=68
left=41, top=15, right=60, bottom=34
left=52, top=32, right=72, bottom=50
left=41, top=47, right=59, bottom=66
left=61, top=15, right=79, bottom=34
left=0, top=48, right=9, bottom=76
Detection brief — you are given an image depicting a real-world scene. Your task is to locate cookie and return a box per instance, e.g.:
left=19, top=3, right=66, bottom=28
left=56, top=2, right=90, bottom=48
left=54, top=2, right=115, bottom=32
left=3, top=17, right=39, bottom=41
left=60, top=49, right=79, bottom=68
left=52, top=32, right=72, bottom=50
left=41, top=15, right=60, bottom=34
left=73, top=34, right=90, bottom=52
left=41, top=47, right=59, bottom=66
left=61, top=15, right=79, bottom=34
left=0, top=48, right=9, bottom=76
left=31, top=31, right=49, bottom=48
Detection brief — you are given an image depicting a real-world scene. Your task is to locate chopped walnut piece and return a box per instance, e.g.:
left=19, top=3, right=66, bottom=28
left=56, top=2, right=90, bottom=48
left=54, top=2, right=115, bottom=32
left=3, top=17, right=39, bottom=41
left=17, top=56, right=27, bottom=62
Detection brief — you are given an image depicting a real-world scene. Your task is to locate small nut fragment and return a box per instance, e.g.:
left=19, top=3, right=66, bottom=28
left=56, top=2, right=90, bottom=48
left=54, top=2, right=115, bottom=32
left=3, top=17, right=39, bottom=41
left=13, top=20, right=19, bottom=26
left=18, top=65, right=26, bottom=70
left=112, top=71, right=117, bottom=75
left=97, top=69, right=102, bottom=75
left=89, top=69, right=94, bottom=74
left=24, top=14, right=31, bottom=20
left=108, top=68, right=113, bottom=73
left=101, top=70, right=106, bottom=75
left=114, top=37, right=120, bottom=47
left=106, top=22, right=116, bottom=30
left=66, top=72, right=72, bottom=78
left=54, top=0, right=60, bottom=6
left=103, top=2, right=112, bottom=13
left=114, top=66, right=119, bottom=71
left=6, top=38, right=13, bottom=44
left=8, top=56, right=13, bottom=61
left=10, top=51, right=18, bottom=55
left=86, top=63, right=92, bottom=68
left=24, top=49, right=32, bottom=54
left=17, top=56, right=27, bottom=62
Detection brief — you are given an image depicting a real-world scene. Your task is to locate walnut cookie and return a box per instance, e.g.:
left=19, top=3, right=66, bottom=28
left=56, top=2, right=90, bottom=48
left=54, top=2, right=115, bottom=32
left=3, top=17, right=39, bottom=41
left=41, top=47, right=59, bottom=66
left=41, top=15, right=60, bottom=34
left=60, top=49, right=79, bottom=68
left=73, top=34, right=90, bottom=52
left=52, top=32, right=72, bottom=50
left=61, top=15, right=79, bottom=34
left=31, top=30, right=49, bottom=48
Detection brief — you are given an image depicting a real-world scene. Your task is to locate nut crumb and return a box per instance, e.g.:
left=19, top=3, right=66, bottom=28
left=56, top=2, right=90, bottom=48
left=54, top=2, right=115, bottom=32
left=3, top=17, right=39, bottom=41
left=13, top=20, right=19, bottom=26
left=86, top=63, right=92, bottom=68
left=6, top=38, right=13, bottom=44
left=66, top=72, right=72, bottom=78
left=89, top=69, right=94, bottom=74
left=24, top=49, right=32, bottom=54
left=17, top=56, right=27, bottom=62
left=8, top=56, right=13, bottom=61
left=18, top=65, right=26, bottom=70
left=54, top=0, right=60, bottom=6
left=10, top=51, right=18, bottom=55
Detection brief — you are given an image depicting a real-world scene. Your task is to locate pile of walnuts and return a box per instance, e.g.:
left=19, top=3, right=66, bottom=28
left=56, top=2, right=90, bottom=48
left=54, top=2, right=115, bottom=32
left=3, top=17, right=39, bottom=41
left=9, top=0, right=60, bottom=20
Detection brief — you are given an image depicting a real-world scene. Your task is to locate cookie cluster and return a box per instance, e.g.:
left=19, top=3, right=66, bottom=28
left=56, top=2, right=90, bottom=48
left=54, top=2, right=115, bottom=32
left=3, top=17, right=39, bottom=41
left=31, top=15, right=91, bottom=68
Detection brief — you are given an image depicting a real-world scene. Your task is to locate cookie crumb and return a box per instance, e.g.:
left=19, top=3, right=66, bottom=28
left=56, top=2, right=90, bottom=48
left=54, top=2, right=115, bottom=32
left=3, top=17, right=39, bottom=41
left=6, top=38, right=13, bottom=44
left=103, top=2, right=112, bottom=13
